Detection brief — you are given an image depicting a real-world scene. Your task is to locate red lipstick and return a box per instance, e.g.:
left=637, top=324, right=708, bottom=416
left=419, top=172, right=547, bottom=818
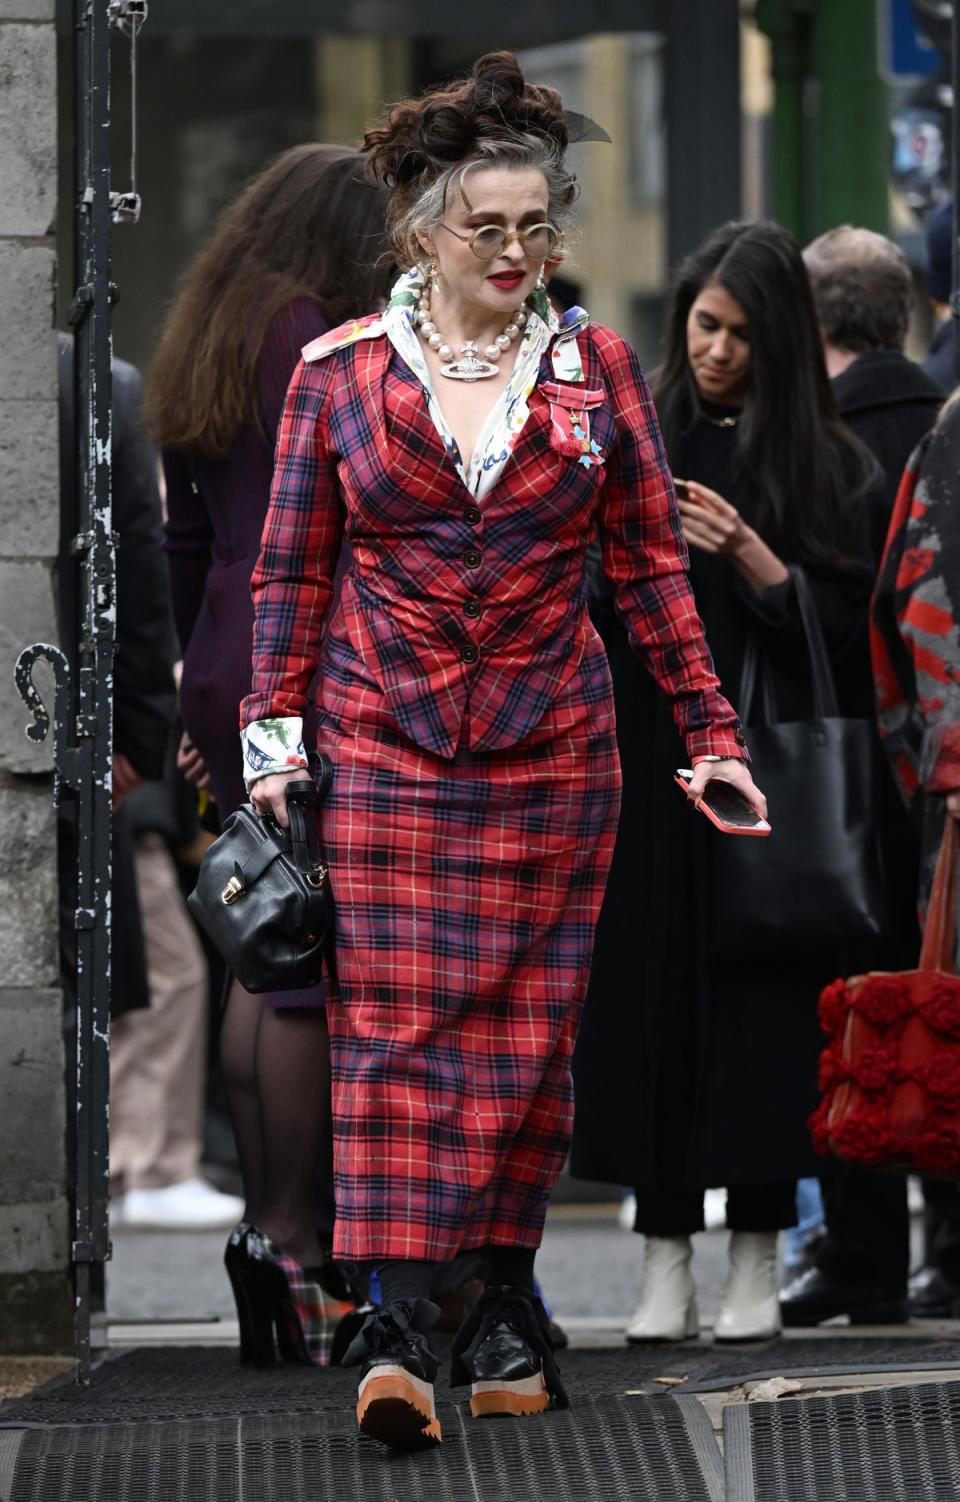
left=488, top=270, right=524, bottom=290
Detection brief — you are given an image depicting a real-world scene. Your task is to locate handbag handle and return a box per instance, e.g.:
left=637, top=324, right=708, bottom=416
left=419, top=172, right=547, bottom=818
left=736, top=564, right=839, bottom=724
left=284, top=758, right=331, bottom=883
left=738, top=633, right=776, bottom=724
left=790, top=565, right=839, bottom=719
left=919, top=819, right=959, bottom=974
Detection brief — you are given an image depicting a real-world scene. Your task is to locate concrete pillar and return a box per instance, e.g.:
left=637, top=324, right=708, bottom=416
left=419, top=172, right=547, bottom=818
left=0, top=0, right=72, bottom=1352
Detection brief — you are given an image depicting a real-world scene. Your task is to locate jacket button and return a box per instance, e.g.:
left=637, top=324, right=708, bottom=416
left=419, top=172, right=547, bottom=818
left=463, top=548, right=482, bottom=569
left=460, top=644, right=479, bottom=664
left=463, top=598, right=482, bottom=619
left=463, top=505, right=482, bottom=526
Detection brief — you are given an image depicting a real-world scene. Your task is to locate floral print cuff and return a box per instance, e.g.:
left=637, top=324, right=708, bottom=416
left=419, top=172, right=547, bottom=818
left=241, top=716, right=308, bottom=790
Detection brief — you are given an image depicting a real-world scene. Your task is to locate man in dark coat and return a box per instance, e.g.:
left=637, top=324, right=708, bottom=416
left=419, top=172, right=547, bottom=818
left=777, top=228, right=944, bottom=1327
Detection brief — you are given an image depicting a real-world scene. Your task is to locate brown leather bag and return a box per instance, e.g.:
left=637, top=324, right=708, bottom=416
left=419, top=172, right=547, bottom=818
left=812, top=820, right=960, bottom=1177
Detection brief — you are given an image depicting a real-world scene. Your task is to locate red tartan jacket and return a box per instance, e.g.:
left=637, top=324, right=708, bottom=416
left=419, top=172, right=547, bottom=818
left=241, top=320, right=746, bottom=761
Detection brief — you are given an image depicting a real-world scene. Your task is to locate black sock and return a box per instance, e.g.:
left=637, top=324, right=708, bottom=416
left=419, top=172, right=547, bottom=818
left=484, top=1245, right=537, bottom=1293
left=376, top=1259, right=435, bottom=1305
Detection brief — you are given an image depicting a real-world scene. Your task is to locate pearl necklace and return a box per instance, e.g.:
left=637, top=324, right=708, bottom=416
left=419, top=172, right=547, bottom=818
left=412, top=279, right=528, bottom=382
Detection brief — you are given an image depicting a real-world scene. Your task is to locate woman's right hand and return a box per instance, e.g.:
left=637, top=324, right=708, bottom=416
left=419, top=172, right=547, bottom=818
left=249, top=769, right=304, bottom=829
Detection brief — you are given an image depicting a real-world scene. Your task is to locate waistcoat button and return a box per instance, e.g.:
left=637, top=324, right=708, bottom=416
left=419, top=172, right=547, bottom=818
left=463, top=598, right=482, bottom=619
left=460, top=644, right=479, bottom=664
left=463, top=548, right=482, bottom=569
left=463, top=505, right=482, bottom=526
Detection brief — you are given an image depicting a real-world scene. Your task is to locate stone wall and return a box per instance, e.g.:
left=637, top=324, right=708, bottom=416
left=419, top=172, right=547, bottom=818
left=0, top=0, right=72, bottom=1353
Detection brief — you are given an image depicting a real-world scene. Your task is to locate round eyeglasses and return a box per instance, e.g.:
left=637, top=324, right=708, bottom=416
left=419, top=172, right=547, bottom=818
left=439, top=221, right=562, bottom=262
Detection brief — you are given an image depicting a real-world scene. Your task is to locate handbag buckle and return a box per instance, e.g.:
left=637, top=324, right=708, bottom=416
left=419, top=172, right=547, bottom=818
left=305, top=863, right=327, bottom=889
left=221, top=875, right=245, bottom=905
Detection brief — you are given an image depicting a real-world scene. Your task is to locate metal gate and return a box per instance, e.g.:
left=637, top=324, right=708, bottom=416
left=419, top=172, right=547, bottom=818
left=15, top=0, right=145, bottom=1385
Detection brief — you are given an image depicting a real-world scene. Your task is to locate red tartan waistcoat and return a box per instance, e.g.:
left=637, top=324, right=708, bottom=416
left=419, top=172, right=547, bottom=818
left=242, top=320, right=744, bottom=762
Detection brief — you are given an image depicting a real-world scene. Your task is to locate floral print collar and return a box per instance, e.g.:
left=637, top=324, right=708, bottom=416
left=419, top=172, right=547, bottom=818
left=383, top=267, right=585, bottom=501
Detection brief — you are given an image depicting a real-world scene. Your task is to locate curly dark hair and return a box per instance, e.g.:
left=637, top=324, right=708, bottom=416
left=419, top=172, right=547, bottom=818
left=362, top=52, right=578, bottom=267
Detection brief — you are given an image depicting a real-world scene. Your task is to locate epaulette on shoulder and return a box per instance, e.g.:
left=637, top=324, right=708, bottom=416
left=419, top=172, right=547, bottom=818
left=301, top=314, right=385, bottom=363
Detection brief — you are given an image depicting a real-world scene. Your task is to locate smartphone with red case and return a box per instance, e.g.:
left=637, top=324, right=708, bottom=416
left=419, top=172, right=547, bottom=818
left=674, top=768, right=771, bottom=836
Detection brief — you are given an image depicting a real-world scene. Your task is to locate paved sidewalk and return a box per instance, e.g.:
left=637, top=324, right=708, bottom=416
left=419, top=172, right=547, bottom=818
left=103, top=1202, right=732, bottom=1334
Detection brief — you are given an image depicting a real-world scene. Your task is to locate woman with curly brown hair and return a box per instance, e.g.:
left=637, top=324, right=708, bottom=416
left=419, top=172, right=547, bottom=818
left=147, top=144, right=390, bottom=1367
left=241, top=53, right=762, bottom=1447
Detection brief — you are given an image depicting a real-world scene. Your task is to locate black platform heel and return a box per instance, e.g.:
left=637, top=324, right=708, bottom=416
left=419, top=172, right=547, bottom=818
left=224, top=1222, right=256, bottom=1363
left=233, top=1225, right=342, bottom=1367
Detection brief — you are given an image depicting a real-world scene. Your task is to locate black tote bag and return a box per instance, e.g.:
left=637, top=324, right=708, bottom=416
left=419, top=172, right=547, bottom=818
left=713, top=566, right=886, bottom=960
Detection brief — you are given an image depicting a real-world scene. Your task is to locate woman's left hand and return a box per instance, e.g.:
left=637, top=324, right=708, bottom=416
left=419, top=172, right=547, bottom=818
left=685, top=757, right=767, bottom=821
left=677, top=482, right=751, bottom=557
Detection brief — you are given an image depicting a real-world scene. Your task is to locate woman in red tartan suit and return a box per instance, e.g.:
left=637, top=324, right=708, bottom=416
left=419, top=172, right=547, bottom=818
left=240, top=53, right=762, bottom=1449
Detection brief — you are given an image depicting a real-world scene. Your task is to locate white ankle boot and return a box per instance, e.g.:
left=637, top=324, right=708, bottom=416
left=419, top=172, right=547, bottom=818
left=625, top=1235, right=699, bottom=1343
left=714, top=1231, right=782, bottom=1342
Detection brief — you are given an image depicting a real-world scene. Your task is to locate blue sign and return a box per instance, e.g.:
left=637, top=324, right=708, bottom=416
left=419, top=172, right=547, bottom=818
left=880, top=0, right=941, bottom=80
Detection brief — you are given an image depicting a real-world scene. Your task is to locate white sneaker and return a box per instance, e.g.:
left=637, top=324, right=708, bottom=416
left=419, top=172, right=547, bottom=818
left=704, top=1188, right=727, bottom=1230
left=122, top=1178, right=245, bottom=1230
left=625, top=1235, right=699, bottom=1343
left=714, top=1231, right=782, bottom=1342
left=618, top=1192, right=637, bottom=1230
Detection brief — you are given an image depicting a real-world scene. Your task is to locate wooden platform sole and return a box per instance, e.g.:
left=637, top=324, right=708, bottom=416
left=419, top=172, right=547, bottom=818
left=356, top=1365, right=442, bottom=1448
left=470, top=1367, right=550, bottom=1419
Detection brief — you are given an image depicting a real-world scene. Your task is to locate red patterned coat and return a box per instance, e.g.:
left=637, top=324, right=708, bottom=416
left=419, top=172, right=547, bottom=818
left=242, top=323, right=744, bottom=763
left=872, top=401, right=960, bottom=920
left=241, top=319, right=746, bottom=1262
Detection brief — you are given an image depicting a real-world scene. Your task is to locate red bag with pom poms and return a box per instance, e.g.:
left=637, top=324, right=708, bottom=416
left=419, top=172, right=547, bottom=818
left=812, top=821, right=960, bottom=1177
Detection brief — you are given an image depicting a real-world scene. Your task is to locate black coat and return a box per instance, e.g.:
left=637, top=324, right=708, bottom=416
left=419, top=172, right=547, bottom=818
left=571, top=412, right=879, bottom=1194
left=832, top=351, right=943, bottom=565
left=57, top=336, right=178, bottom=1016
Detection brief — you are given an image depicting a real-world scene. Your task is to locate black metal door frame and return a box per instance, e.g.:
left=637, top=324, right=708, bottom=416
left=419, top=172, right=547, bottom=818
left=16, top=0, right=144, bottom=1386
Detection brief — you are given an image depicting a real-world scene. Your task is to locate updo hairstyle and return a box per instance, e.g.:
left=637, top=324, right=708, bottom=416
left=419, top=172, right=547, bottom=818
left=362, top=51, right=579, bottom=269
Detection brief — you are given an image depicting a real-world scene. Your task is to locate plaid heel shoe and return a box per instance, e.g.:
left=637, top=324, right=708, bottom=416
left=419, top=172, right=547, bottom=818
left=238, top=1226, right=348, bottom=1367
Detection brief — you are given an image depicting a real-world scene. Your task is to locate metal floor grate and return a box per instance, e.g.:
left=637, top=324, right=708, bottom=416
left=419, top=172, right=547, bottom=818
left=724, top=1380, right=960, bottom=1501
left=3, top=1398, right=723, bottom=1502
left=4, top=1339, right=960, bottom=1428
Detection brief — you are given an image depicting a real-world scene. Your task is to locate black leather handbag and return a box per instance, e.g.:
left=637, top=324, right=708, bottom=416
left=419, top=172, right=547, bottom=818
left=187, top=758, right=334, bottom=993
left=713, top=567, right=886, bottom=960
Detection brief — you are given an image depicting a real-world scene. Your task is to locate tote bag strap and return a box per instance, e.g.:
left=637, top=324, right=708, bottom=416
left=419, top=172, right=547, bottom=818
left=737, top=631, right=776, bottom=724
left=919, top=819, right=959, bottom=974
left=789, top=564, right=840, bottom=719
left=736, top=565, right=838, bottom=724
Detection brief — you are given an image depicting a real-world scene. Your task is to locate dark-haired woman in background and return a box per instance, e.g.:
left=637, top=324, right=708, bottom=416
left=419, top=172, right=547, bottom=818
left=572, top=220, right=878, bottom=1344
left=146, top=144, right=390, bottom=1365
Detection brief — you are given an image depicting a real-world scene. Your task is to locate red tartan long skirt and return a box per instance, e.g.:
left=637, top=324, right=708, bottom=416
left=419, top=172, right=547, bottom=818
left=316, top=630, right=622, bottom=1263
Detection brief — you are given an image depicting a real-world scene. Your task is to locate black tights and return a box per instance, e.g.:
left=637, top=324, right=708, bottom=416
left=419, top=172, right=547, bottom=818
left=377, top=1246, right=537, bottom=1306
left=219, top=979, right=332, bottom=1268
